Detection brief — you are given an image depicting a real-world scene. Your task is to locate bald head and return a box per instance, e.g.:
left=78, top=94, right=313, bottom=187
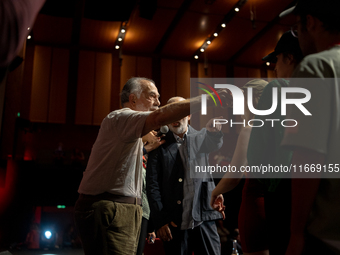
left=166, top=96, right=189, bottom=138
left=167, top=96, right=186, bottom=104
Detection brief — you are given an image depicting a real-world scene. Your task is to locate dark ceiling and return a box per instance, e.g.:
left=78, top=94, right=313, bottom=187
left=31, top=0, right=297, bottom=67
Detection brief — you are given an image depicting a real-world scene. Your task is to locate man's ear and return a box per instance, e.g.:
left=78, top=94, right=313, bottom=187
left=187, top=114, right=192, bottom=121
left=129, top=94, right=136, bottom=105
left=305, top=14, right=317, bottom=33
left=286, top=53, right=295, bottom=65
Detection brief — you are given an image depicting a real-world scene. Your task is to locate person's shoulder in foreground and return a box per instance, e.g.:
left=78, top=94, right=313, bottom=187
left=293, top=46, right=340, bottom=78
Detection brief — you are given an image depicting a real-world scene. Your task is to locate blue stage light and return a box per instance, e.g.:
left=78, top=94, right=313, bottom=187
left=44, top=230, right=52, bottom=239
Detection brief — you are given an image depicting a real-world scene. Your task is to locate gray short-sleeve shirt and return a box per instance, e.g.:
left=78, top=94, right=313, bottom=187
left=281, top=46, right=340, bottom=243
left=78, top=108, right=150, bottom=199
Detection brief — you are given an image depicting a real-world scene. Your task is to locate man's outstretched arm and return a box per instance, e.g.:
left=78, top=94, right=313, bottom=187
left=142, top=90, right=229, bottom=137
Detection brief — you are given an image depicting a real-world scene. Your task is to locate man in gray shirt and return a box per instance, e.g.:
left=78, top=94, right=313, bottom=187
left=75, top=79, right=228, bottom=255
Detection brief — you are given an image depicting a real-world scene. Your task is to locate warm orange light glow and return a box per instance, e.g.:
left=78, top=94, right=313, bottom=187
left=194, top=39, right=206, bottom=49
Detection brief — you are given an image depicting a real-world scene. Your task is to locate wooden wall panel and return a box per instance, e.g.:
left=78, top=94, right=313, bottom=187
left=160, top=59, right=176, bottom=105
left=176, top=61, right=190, bottom=99
left=30, top=46, right=52, bottom=122
left=136, top=57, right=152, bottom=79
left=21, top=44, right=35, bottom=120
left=212, top=64, right=227, bottom=78
left=198, top=63, right=228, bottom=78
left=93, top=52, right=112, bottom=125
left=120, top=55, right=136, bottom=89
left=247, top=68, right=261, bottom=78
left=75, top=51, right=95, bottom=125
left=111, top=54, right=121, bottom=110
left=198, top=63, right=212, bottom=78
left=48, top=48, right=69, bottom=123
left=234, top=67, right=248, bottom=78
left=234, top=66, right=261, bottom=78
left=267, top=70, right=276, bottom=81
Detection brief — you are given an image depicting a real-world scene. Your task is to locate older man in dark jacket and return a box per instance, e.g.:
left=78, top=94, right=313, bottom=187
left=147, top=97, right=223, bottom=255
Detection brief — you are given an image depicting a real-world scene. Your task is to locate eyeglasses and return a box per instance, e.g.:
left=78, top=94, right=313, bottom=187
left=290, top=21, right=301, bottom=38
left=291, top=27, right=298, bottom=38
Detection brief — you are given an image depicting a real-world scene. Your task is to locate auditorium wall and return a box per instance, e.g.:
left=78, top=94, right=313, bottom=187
left=0, top=44, right=271, bottom=161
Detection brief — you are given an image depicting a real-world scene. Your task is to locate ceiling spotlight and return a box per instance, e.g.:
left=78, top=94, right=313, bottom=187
left=27, top=27, right=30, bottom=30
left=266, top=62, right=270, bottom=66
left=27, top=35, right=31, bottom=39
left=121, top=29, right=126, bottom=33
left=207, top=40, right=211, bottom=45
left=213, top=33, right=218, bottom=37
left=115, top=45, right=120, bottom=49
left=221, top=23, right=226, bottom=28
left=235, top=7, right=240, bottom=12
left=194, top=55, right=199, bottom=59
left=118, top=37, right=122, bottom=41
left=200, top=48, right=205, bottom=52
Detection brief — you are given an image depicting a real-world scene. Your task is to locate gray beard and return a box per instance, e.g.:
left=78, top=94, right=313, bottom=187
left=169, top=125, right=187, bottom=136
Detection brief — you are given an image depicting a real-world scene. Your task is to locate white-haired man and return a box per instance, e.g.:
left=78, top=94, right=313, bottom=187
left=74, top=78, right=228, bottom=255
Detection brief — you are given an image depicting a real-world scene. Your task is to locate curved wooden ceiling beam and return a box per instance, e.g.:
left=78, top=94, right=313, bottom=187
left=229, top=0, right=296, bottom=63
left=154, top=0, right=194, bottom=55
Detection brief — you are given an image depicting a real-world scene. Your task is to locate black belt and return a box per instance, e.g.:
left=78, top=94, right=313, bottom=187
left=79, top=192, right=142, bottom=205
